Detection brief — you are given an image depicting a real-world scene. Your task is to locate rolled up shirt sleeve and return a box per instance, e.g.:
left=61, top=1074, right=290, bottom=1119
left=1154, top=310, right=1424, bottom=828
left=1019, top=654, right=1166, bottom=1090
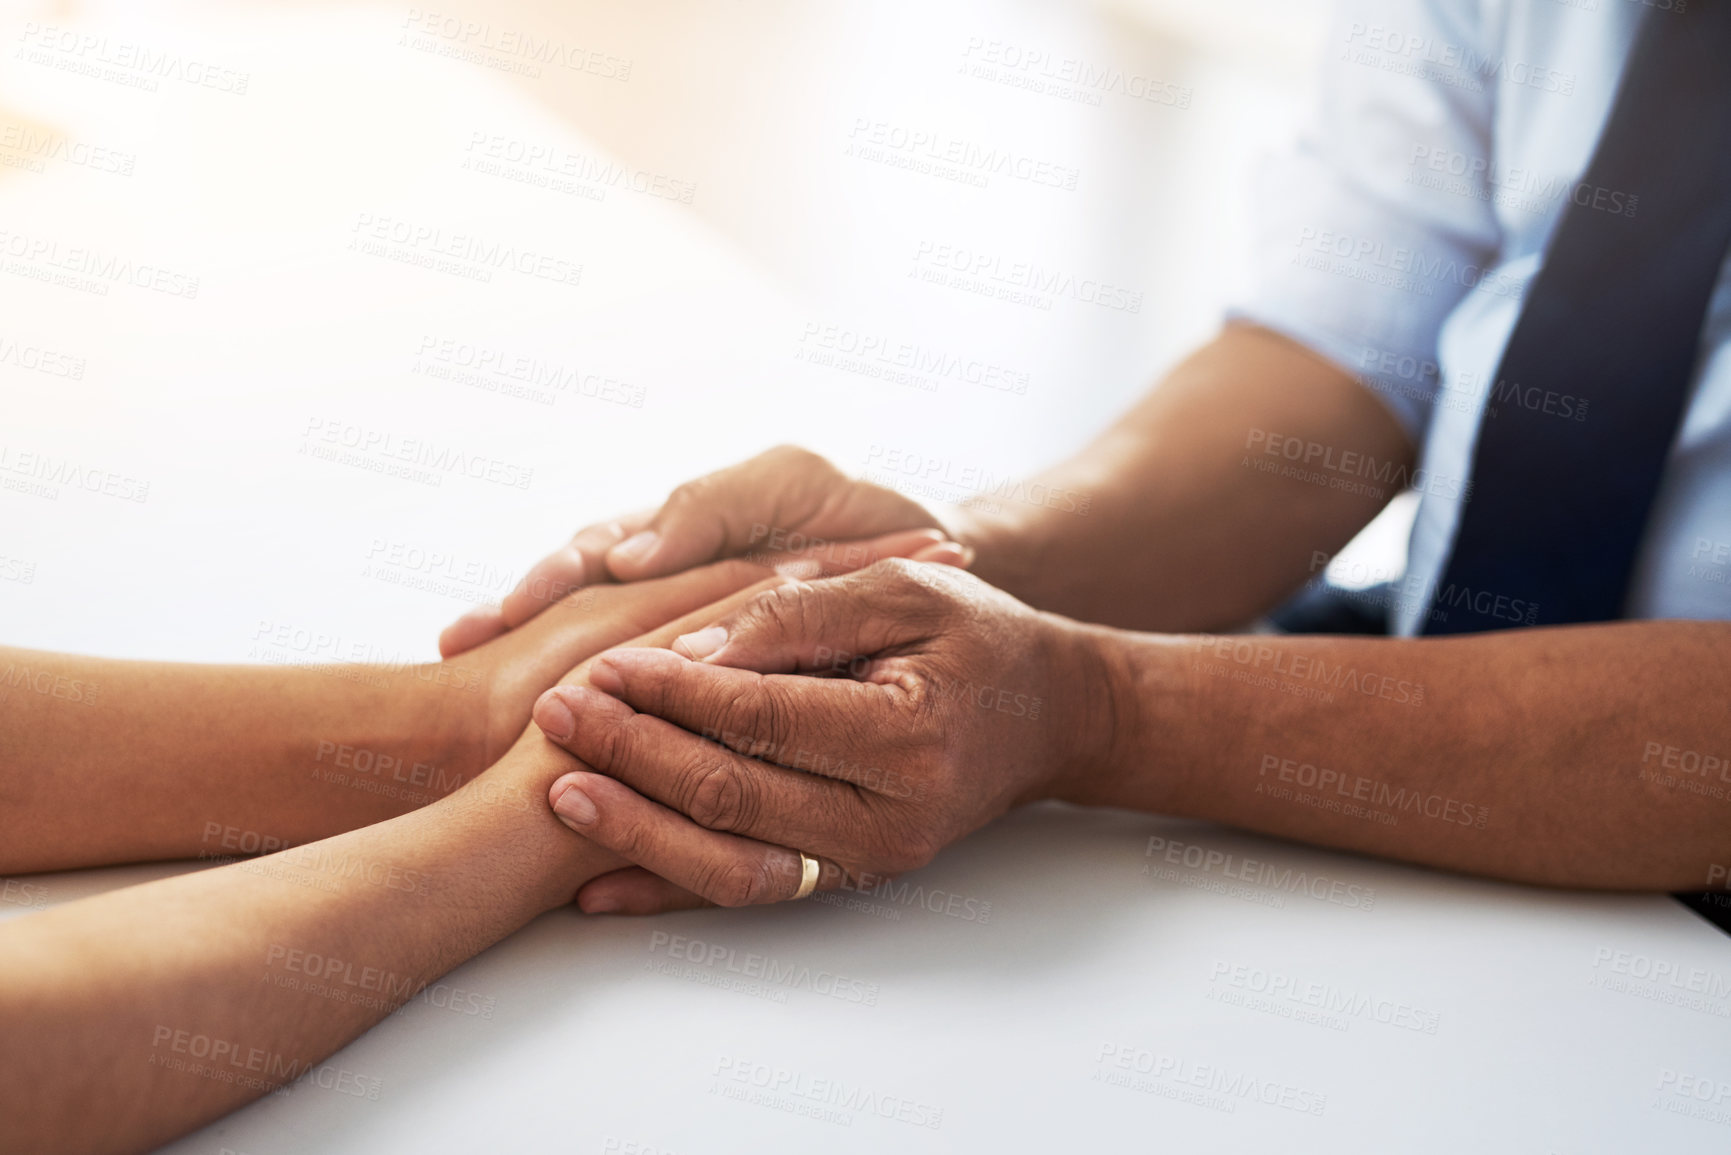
left=1230, top=0, right=1504, bottom=438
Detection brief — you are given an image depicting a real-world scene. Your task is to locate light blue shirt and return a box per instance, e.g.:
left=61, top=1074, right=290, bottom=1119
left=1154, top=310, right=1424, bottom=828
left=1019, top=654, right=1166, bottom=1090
left=1234, top=0, right=1731, bottom=634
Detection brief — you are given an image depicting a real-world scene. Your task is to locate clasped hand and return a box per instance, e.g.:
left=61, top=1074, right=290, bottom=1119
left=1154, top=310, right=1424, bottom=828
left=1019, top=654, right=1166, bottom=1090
left=446, top=447, right=1116, bottom=914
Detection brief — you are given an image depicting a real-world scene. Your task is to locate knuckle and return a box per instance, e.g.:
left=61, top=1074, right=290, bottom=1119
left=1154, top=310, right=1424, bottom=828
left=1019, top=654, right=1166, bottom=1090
left=864, top=558, right=944, bottom=610
left=586, top=715, right=639, bottom=771
left=705, top=681, right=761, bottom=747
left=872, top=555, right=966, bottom=603
left=612, top=816, right=658, bottom=863
left=865, top=558, right=977, bottom=629
left=662, top=475, right=717, bottom=514
left=889, top=553, right=970, bottom=590
left=685, top=756, right=756, bottom=832
left=873, top=556, right=924, bottom=584
left=744, top=583, right=827, bottom=651
left=763, top=444, right=831, bottom=475
left=749, top=582, right=811, bottom=631
left=701, top=856, right=778, bottom=908
left=749, top=683, right=796, bottom=751
left=700, top=683, right=794, bottom=758
left=573, top=520, right=622, bottom=548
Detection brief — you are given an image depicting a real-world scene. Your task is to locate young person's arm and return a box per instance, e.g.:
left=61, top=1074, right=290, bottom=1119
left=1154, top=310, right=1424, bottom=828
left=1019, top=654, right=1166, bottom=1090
left=0, top=562, right=767, bottom=873
left=0, top=530, right=944, bottom=874
left=0, top=576, right=788, bottom=1155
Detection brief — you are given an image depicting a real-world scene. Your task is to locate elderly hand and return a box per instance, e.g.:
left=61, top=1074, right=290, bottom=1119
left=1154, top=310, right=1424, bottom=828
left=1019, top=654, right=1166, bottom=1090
left=462, top=529, right=960, bottom=767
left=528, top=559, right=1121, bottom=913
left=438, top=446, right=970, bottom=657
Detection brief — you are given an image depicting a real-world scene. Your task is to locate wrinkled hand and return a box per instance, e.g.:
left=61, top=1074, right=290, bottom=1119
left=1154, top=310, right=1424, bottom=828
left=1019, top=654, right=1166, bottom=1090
left=439, top=446, right=969, bottom=657
left=528, top=559, right=1114, bottom=913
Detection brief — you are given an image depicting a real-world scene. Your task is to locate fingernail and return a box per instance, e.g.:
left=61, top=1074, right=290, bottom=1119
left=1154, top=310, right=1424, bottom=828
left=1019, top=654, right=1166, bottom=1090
left=610, top=530, right=660, bottom=568
left=582, top=895, right=619, bottom=914
left=553, top=784, right=598, bottom=826
left=534, top=690, right=577, bottom=741
left=673, top=625, right=728, bottom=661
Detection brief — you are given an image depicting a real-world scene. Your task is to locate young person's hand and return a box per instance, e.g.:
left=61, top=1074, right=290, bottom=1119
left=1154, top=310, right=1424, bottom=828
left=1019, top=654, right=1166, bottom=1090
left=438, top=447, right=970, bottom=657
left=445, top=528, right=968, bottom=774
left=0, top=573, right=815, bottom=1155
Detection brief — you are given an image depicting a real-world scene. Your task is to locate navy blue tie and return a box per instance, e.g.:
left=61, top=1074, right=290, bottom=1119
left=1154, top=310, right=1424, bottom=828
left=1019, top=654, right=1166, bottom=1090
left=1422, top=4, right=1731, bottom=635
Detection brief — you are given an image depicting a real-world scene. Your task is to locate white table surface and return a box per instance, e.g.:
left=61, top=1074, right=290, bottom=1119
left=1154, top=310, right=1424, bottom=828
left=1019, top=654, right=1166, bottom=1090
left=3, top=3, right=1729, bottom=1152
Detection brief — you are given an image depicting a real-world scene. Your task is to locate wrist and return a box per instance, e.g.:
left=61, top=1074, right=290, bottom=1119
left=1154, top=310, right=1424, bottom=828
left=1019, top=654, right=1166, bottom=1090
left=1038, top=617, right=1119, bottom=803
left=450, top=732, right=626, bottom=912
left=1045, top=622, right=1196, bottom=813
left=393, top=662, right=492, bottom=799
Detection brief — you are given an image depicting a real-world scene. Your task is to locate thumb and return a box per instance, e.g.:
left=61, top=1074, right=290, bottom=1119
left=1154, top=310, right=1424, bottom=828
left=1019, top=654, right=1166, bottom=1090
left=668, top=565, right=928, bottom=676
left=497, top=510, right=651, bottom=630
left=603, top=446, right=943, bottom=581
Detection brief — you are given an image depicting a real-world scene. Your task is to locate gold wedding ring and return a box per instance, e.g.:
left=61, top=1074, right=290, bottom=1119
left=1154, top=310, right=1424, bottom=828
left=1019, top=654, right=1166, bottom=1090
left=792, top=852, right=820, bottom=900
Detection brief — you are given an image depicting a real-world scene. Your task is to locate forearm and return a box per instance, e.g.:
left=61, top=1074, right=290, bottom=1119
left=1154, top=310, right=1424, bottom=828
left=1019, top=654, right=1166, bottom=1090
left=0, top=649, right=472, bottom=872
left=0, top=735, right=606, bottom=1155
left=0, top=576, right=786, bottom=1154
left=961, top=324, right=1414, bottom=631
left=1069, top=620, right=1731, bottom=889
left=0, top=561, right=772, bottom=873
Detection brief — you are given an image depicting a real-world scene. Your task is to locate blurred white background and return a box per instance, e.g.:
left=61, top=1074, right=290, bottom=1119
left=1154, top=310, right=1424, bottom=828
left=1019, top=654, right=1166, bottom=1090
left=0, top=0, right=1332, bottom=659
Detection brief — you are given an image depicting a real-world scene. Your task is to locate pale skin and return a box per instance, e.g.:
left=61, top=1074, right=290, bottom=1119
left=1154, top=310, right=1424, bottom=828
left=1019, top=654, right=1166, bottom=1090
left=446, top=323, right=1731, bottom=908
left=0, top=532, right=954, bottom=1154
